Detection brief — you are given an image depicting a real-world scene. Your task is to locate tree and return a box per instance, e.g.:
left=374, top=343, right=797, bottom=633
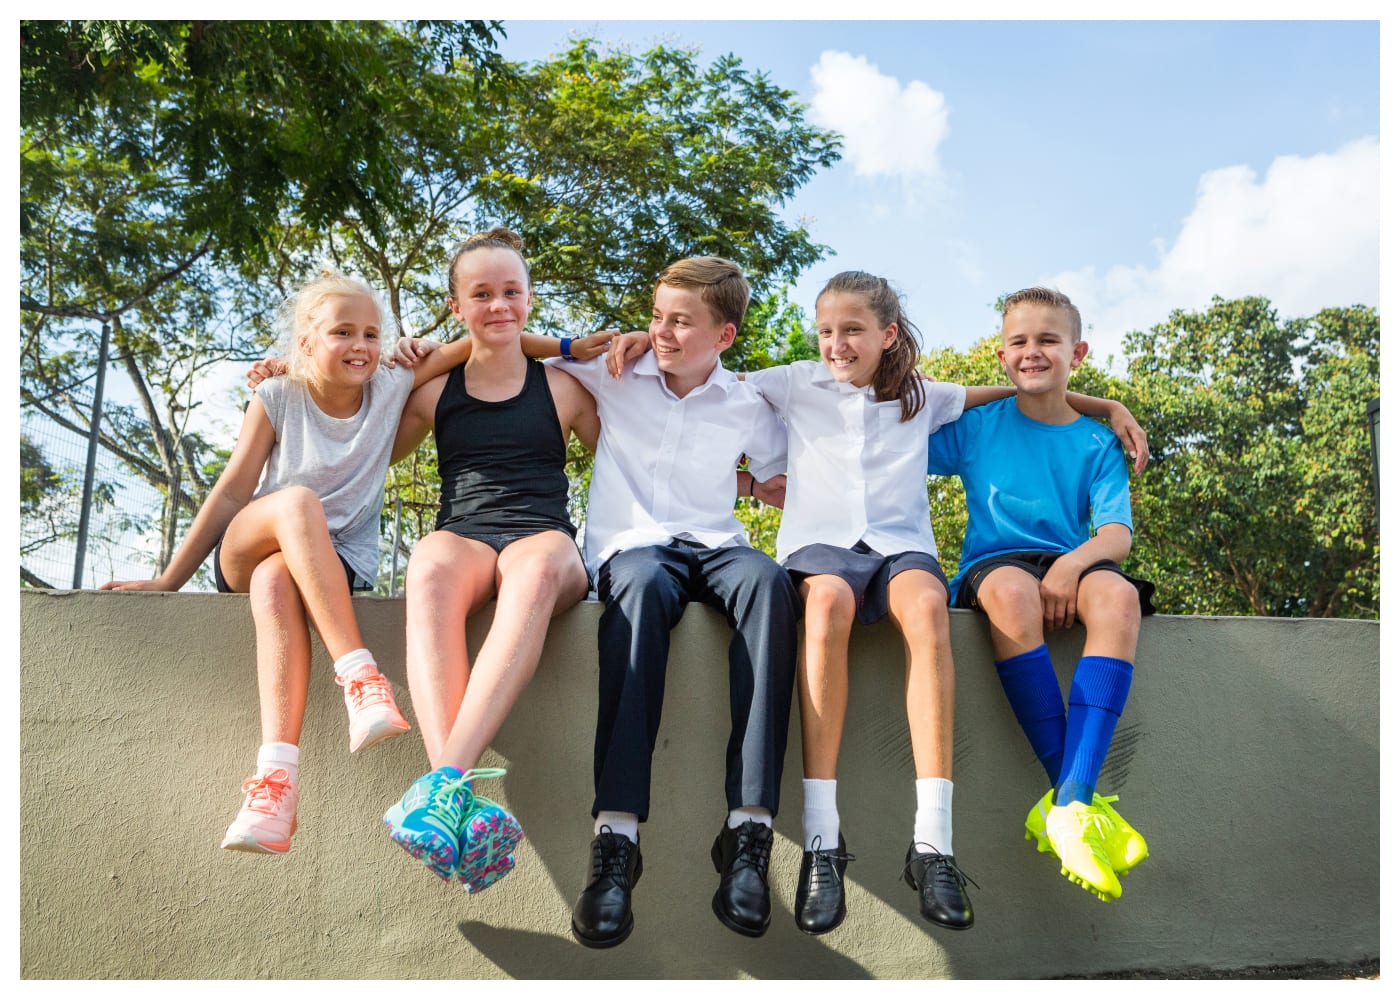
left=1122, top=297, right=1378, bottom=618
left=19, top=20, right=507, bottom=569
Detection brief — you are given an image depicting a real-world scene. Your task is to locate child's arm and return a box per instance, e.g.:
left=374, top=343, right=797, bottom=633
left=524, top=330, right=616, bottom=362
left=1066, top=393, right=1149, bottom=474
left=739, top=470, right=787, bottom=509
left=1038, top=523, right=1133, bottom=631
left=962, top=385, right=1017, bottom=409
left=390, top=376, right=443, bottom=464
left=100, top=397, right=277, bottom=591
left=605, top=331, right=652, bottom=378
left=544, top=365, right=601, bottom=453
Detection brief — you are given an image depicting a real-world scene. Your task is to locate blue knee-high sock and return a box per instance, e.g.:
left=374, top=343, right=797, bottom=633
left=994, top=644, right=1066, bottom=784
left=1056, top=656, right=1134, bottom=806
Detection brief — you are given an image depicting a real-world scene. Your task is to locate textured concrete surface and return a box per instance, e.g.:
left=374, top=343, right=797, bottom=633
left=19, top=589, right=1379, bottom=979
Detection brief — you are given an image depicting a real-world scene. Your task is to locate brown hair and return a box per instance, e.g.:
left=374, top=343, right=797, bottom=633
left=817, top=271, right=926, bottom=421
left=446, top=226, right=531, bottom=301
left=1000, top=286, right=1082, bottom=342
left=655, top=256, right=751, bottom=329
left=276, top=269, right=397, bottom=385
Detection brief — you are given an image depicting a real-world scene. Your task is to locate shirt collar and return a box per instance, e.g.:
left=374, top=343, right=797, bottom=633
left=634, top=352, right=738, bottom=396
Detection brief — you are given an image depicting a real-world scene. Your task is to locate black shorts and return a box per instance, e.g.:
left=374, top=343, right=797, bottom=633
left=434, top=524, right=580, bottom=555
left=213, top=537, right=371, bottom=594
left=953, top=550, right=1156, bottom=616
left=785, top=541, right=950, bottom=626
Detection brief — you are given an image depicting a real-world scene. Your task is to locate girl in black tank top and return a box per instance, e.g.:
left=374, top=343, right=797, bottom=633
left=434, top=359, right=576, bottom=540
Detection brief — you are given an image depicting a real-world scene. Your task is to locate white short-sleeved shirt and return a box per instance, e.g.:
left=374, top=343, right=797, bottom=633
left=252, top=363, right=414, bottom=583
left=549, top=353, right=787, bottom=575
left=744, top=361, right=965, bottom=564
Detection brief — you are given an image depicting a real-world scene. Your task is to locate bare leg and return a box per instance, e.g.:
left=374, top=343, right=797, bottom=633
left=402, top=531, right=500, bottom=767
left=886, top=570, right=954, bottom=779
left=220, top=486, right=366, bottom=660
left=1077, top=571, right=1142, bottom=660
left=435, top=531, right=587, bottom=771
left=246, top=553, right=313, bottom=747
left=796, top=575, right=856, bottom=779
left=975, top=566, right=1048, bottom=661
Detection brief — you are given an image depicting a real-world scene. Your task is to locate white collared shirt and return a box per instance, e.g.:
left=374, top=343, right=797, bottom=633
left=744, top=361, right=965, bottom=564
left=550, top=353, right=787, bottom=574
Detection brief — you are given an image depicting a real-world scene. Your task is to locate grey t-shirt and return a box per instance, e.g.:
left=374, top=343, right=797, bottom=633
left=252, top=363, right=415, bottom=584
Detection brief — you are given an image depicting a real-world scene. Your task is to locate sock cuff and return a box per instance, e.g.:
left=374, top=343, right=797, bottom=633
left=333, top=648, right=376, bottom=677
left=1069, top=656, right=1133, bottom=713
left=802, top=778, right=838, bottom=810
left=994, top=643, right=1050, bottom=671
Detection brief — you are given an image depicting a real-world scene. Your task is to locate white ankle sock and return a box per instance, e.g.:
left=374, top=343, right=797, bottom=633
left=332, top=648, right=376, bottom=679
left=727, top=805, right=772, bottom=829
left=257, top=742, right=300, bottom=785
left=594, top=810, right=639, bottom=844
left=802, top=778, right=840, bottom=851
left=914, top=777, right=954, bottom=855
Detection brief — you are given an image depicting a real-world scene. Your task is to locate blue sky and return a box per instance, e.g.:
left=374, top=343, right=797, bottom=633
left=495, top=16, right=1381, bottom=365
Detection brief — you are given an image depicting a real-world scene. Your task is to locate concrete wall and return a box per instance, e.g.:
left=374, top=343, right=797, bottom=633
left=20, top=589, right=1378, bottom=979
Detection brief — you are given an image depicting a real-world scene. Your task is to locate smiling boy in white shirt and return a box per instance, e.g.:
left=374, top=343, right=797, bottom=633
left=551, top=256, right=796, bottom=949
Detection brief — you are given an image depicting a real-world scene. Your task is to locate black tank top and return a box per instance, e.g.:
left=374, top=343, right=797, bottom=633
left=434, top=359, right=576, bottom=538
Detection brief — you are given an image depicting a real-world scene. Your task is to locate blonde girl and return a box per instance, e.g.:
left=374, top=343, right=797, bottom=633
left=104, top=270, right=463, bottom=854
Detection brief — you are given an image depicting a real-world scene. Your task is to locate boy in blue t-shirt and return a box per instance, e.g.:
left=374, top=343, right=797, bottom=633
left=926, top=286, right=1156, bottom=903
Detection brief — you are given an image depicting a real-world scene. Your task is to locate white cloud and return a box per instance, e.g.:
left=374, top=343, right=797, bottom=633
left=1046, top=137, right=1380, bottom=367
left=808, top=51, right=950, bottom=181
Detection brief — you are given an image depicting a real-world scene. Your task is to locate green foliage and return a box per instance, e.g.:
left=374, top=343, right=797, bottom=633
left=1122, top=297, right=1378, bottom=617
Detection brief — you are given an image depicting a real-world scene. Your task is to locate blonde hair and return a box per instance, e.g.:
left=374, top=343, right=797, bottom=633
left=1000, top=286, right=1082, bottom=342
left=447, top=226, right=531, bottom=302
left=817, top=271, right=926, bottom=422
left=276, top=270, right=398, bottom=385
left=655, top=256, right=751, bottom=329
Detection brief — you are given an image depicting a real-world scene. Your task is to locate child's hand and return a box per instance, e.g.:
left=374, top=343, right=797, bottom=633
left=100, top=578, right=173, bottom=592
left=392, top=337, right=439, bottom=369
left=752, top=474, right=787, bottom=509
left=1039, top=557, right=1082, bottom=631
left=1107, top=403, right=1150, bottom=475
left=605, top=331, right=652, bottom=379
left=245, top=358, right=288, bottom=389
left=568, top=329, right=617, bottom=362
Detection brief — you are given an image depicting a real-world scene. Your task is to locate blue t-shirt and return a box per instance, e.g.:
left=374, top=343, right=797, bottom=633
left=926, top=397, right=1133, bottom=600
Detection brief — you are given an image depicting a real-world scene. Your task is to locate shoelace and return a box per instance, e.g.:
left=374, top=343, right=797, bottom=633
left=591, top=825, right=636, bottom=887
left=904, top=842, right=981, bottom=892
left=729, top=824, right=772, bottom=885
left=805, top=836, right=856, bottom=889
left=1076, top=808, right=1116, bottom=863
left=419, top=766, right=507, bottom=829
left=339, top=669, right=394, bottom=709
left=241, top=768, right=292, bottom=816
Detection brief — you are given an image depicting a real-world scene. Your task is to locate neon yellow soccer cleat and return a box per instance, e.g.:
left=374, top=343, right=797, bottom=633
left=1043, top=800, right=1122, bottom=902
left=1025, top=789, right=1149, bottom=873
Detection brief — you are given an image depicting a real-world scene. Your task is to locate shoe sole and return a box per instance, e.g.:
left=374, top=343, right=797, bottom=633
left=385, top=822, right=459, bottom=881
left=220, top=836, right=291, bottom=854
left=457, top=809, right=524, bottom=893
left=1059, top=865, right=1119, bottom=902
left=571, top=914, right=635, bottom=949
left=349, top=717, right=411, bottom=754
left=711, top=891, right=769, bottom=937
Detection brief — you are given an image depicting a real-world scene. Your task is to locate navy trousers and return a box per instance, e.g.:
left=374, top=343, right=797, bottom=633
left=592, top=539, right=799, bottom=821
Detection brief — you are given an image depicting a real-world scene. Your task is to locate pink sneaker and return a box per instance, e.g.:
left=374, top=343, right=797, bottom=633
left=337, top=664, right=411, bottom=753
left=221, top=768, right=299, bottom=854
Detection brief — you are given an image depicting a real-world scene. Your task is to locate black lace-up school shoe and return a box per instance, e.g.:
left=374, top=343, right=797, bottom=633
left=902, top=841, right=977, bottom=930
left=711, top=820, right=773, bottom=936
left=571, top=828, right=643, bottom=948
left=794, top=833, right=856, bottom=935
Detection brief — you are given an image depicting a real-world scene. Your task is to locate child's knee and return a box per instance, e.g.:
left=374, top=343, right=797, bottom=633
left=275, top=485, right=327, bottom=522
left=804, top=581, right=856, bottom=634
left=1080, top=573, right=1142, bottom=630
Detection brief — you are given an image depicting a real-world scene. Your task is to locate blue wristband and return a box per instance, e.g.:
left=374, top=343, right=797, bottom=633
left=560, top=336, right=574, bottom=360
